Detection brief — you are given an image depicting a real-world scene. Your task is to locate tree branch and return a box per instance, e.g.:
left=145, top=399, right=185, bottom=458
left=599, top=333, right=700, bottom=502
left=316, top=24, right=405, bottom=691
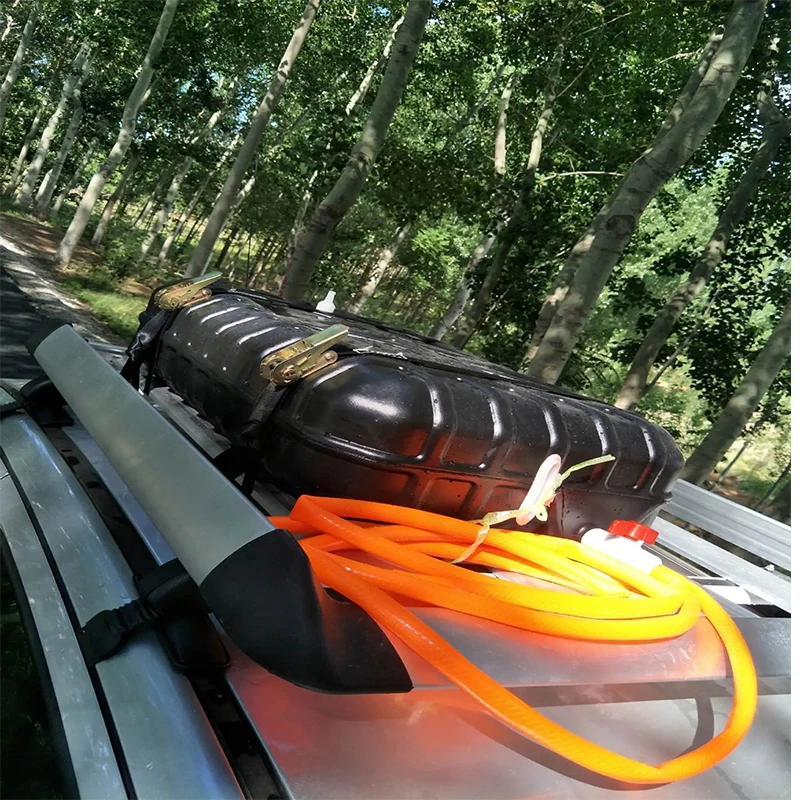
left=539, top=170, right=624, bottom=182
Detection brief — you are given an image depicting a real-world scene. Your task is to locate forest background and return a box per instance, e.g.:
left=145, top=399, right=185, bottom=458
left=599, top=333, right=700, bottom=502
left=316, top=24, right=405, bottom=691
left=0, top=0, right=791, bottom=520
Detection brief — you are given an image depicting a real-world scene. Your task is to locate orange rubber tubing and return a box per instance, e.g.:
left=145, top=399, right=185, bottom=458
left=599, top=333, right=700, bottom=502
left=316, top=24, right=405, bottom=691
left=267, top=496, right=757, bottom=784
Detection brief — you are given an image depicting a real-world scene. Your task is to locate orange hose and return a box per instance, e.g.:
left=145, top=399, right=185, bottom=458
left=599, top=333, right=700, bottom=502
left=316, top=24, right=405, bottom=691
left=268, top=496, right=757, bottom=784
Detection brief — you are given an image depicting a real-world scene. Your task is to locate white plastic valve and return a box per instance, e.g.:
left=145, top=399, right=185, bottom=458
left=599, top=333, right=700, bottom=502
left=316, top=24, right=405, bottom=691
left=581, top=528, right=662, bottom=574
left=316, top=291, right=336, bottom=313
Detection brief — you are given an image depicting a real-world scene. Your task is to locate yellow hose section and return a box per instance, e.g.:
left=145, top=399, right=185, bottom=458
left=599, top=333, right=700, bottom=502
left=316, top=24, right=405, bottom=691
left=269, top=496, right=758, bottom=784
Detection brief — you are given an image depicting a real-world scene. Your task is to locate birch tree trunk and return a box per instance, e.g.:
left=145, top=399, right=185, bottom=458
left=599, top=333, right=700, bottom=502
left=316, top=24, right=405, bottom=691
left=137, top=156, right=192, bottom=263
left=176, top=213, right=205, bottom=255
left=51, top=142, right=96, bottom=213
left=212, top=226, right=241, bottom=273
left=157, top=173, right=209, bottom=265
left=54, top=0, right=180, bottom=268
left=492, top=73, right=516, bottom=177
left=184, top=0, right=320, bottom=277
left=525, top=0, right=765, bottom=384
left=450, top=44, right=564, bottom=348
left=525, top=25, right=726, bottom=363
left=682, top=300, right=791, bottom=485
left=34, top=94, right=84, bottom=216
left=0, top=0, right=43, bottom=137
left=89, top=149, right=142, bottom=245
left=281, top=0, right=432, bottom=300
left=16, top=42, right=92, bottom=208
left=3, top=98, right=45, bottom=194
left=284, top=19, right=402, bottom=270
left=429, top=68, right=521, bottom=340
left=138, top=84, right=235, bottom=263
left=348, top=64, right=508, bottom=317
left=348, top=219, right=413, bottom=313
left=615, top=84, right=789, bottom=410
left=429, top=230, right=498, bottom=339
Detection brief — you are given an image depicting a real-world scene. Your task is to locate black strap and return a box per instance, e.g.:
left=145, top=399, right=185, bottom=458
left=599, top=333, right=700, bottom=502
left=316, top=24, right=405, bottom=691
left=79, top=599, right=155, bottom=668
left=212, top=382, right=285, bottom=494
left=120, top=308, right=178, bottom=390
left=78, top=560, right=229, bottom=673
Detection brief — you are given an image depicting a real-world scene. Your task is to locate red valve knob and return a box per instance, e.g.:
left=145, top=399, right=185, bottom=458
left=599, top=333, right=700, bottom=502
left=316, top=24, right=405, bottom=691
left=608, top=519, right=659, bottom=545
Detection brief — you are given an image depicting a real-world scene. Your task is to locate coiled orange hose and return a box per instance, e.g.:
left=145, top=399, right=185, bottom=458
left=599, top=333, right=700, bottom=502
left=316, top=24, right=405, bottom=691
left=268, top=496, right=757, bottom=784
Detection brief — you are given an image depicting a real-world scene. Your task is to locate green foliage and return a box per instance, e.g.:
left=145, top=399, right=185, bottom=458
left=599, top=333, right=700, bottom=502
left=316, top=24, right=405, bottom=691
left=63, top=270, right=147, bottom=338
left=0, top=0, right=789, bottom=491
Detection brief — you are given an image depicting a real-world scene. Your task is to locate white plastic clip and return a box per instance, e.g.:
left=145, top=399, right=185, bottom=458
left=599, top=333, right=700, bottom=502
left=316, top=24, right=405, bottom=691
left=581, top=528, right=662, bottom=575
left=450, top=453, right=615, bottom=565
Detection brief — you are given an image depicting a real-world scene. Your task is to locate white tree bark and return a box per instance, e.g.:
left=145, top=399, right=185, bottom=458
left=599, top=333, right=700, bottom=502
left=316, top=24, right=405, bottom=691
left=184, top=0, right=321, bottom=277
left=615, top=82, right=789, bottom=410
left=54, top=0, right=181, bottom=268
left=526, top=26, right=727, bottom=366
left=137, top=156, right=192, bottom=263
left=349, top=62, right=508, bottom=316
left=349, top=219, right=413, bottom=313
left=526, top=0, right=766, bottom=383
left=16, top=41, right=92, bottom=208
left=89, top=149, right=142, bottom=245
left=448, top=44, right=564, bottom=347
left=3, top=97, right=45, bottom=194
left=682, top=301, right=790, bottom=484
left=284, top=15, right=403, bottom=269
left=493, top=73, right=516, bottom=177
left=156, top=173, right=209, bottom=265
left=34, top=93, right=84, bottom=216
left=51, top=142, right=96, bottom=213
left=0, top=0, right=43, bottom=137
left=282, top=0, right=432, bottom=300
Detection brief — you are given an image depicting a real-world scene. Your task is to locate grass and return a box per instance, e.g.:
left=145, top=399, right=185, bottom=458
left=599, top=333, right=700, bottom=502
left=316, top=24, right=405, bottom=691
left=63, top=270, right=147, bottom=339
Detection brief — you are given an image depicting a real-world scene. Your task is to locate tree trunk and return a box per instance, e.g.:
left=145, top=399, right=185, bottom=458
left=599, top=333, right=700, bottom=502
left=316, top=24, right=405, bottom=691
left=451, top=44, right=564, bottom=348
left=34, top=95, right=84, bottom=216
left=176, top=213, right=205, bottom=256
left=54, top=0, right=180, bottom=268
left=137, top=156, right=192, bottom=263
left=157, top=173, right=210, bottom=265
left=510, top=14, right=721, bottom=291
left=492, top=73, right=516, bottom=177
left=348, top=219, right=413, bottom=314
left=428, top=66, right=523, bottom=341
left=281, top=0, right=432, bottom=300
left=133, top=178, right=166, bottom=228
left=3, top=98, right=45, bottom=194
left=243, top=236, right=271, bottom=288
left=138, top=88, right=233, bottom=262
left=0, top=0, right=43, bottom=138
left=212, top=226, right=240, bottom=273
left=89, top=149, right=142, bottom=245
left=15, top=41, right=92, bottom=208
left=708, top=390, right=780, bottom=491
left=757, top=465, right=790, bottom=521
left=615, top=84, right=789, bottom=410
left=349, top=62, right=507, bottom=314
left=444, top=62, right=507, bottom=148
left=51, top=142, right=96, bottom=213
left=429, top=230, right=497, bottom=339
left=185, top=0, right=320, bottom=277
left=225, top=233, right=250, bottom=280
left=526, top=23, right=726, bottom=364
left=525, top=1, right=765, bottom=384
left=681, top=300, right=790, bottom=485
left=284, top=14, right=403, bottom=271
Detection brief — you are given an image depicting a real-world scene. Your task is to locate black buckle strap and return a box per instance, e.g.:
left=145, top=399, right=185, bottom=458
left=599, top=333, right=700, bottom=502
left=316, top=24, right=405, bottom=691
left=79, top=599, right=155, bottom=667
left=79, top=560, right=229, bottom=673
